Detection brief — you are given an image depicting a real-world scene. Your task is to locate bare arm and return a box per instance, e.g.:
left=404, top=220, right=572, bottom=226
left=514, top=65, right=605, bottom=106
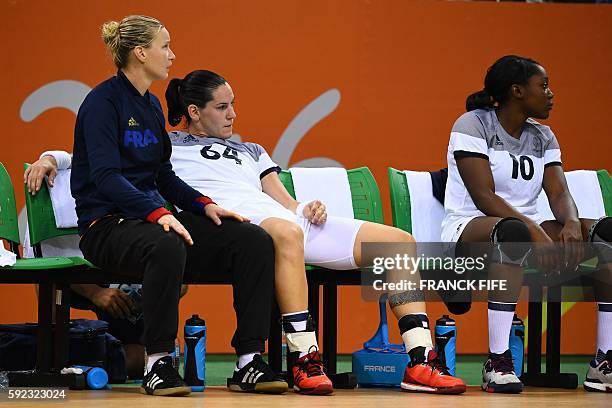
left=261, top=172, right=299, bottom=213
left=71, top=284, right=135, bottom=320
left=542, top=165, right=583, bottom=266
left=542, top=165, right=579, bottom=226
left=261, top=172, right=327, bottom=224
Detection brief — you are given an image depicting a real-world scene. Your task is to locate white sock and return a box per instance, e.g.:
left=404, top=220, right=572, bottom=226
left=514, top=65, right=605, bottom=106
left=488, top=302, right=516, bottom=354
left=597, top=303, right=612, bottom=358
left=236, top=352, right=258, bottom=370
left=146, top=352, right=169, bottom=374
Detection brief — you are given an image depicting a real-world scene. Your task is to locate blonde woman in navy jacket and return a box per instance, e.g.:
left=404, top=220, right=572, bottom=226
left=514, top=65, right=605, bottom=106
left=68, top=15, right=285, bottom=396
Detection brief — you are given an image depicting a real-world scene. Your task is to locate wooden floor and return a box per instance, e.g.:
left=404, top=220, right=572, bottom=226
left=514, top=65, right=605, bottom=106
left=5, top=386, right=609, bottom=407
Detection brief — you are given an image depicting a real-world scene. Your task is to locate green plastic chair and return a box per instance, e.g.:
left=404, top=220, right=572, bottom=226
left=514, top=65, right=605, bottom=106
left=0, top=163, right=82, bottom=271
left=598, top=170, right=612, bottom=216
left=279, top=167, right=384, bottom=272
left=279, top=167, right=384, bottom=224
left=387, top=167, right=413, bottom=234
left=0, top=162, right=77, bottom=270
left=22, top=164, right=94, bottom=268
left=0, top=163, right=20, bottom=251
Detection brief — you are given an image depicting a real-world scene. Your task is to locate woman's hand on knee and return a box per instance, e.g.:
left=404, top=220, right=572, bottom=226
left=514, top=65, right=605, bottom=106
left=304, top=200, right=327, bottom=225
left=558, top=219, right=584, bottom=270
left=530, top=223, right=560, bottom=273
left=204, top=203, right=250, bottom=225
left=157, top=214, right=194, bottom=245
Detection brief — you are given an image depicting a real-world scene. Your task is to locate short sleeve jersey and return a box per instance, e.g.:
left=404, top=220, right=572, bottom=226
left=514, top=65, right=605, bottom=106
left=443, top=108, right=562, bottom=222
left=168, top=131, right=295, bottom=225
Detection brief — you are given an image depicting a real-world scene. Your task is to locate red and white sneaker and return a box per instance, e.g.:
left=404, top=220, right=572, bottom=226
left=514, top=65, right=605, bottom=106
left=401, top=348, right=466, bottom=394
left=481, top=350, right=523, bottom=393
left=291, top=347, right=333, bottom=395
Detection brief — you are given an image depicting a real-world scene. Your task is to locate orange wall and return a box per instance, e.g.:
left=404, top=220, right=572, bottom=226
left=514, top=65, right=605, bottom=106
left=0, top=0, right=609, bottom=354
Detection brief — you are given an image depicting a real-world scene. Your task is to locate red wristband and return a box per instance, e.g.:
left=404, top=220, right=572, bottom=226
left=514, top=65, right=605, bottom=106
left=146, top=207, right=173, bottom=223
left=195, top=196, right=216, bottom=207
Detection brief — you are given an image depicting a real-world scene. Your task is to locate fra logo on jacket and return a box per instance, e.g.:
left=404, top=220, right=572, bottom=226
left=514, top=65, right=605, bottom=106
left=124, top=129, right=159, bottom=148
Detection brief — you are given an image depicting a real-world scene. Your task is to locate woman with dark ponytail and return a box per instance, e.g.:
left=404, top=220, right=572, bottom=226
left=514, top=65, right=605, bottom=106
left=162, top=69, right=467, bottom=395
left=166, top=71, right=227, bottom=127
left=442, top=55, right=612, bottom=393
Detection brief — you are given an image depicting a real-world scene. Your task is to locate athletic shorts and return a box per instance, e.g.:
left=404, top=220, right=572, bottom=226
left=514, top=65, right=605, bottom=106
left=261, top=214, right=365, bottom=270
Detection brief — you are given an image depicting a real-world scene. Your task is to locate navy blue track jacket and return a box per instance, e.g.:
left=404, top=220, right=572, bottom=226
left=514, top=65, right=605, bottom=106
left=71, top=71, right=209, bottom=234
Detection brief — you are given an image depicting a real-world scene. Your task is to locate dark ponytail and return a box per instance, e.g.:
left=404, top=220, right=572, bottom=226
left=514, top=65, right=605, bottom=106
left=166, top=78, right=184, bottom=126
left=465, top=89, right=493, bottom=112
left=165, top=70, right=227, bottom=126
left=465, top=55, right=542, bottom=112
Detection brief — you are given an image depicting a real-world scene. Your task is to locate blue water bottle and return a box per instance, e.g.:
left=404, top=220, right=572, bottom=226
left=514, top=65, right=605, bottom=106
left=435, top=315, right=456, bottom=376
left=73, top=366, right=108, bottom=390
left=509, top=314, right=525, bottom=377
left=184, top=315, right=206, bottom=391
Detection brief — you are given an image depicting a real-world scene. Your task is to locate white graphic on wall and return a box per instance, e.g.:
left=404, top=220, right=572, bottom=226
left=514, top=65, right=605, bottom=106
left=271, top=88, right=342, bottom=168
left=20, top=80, right=92, bottom=121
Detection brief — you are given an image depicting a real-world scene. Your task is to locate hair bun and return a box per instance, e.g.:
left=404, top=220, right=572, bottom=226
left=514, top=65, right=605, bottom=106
left=101, top=21, right=120, bottom=45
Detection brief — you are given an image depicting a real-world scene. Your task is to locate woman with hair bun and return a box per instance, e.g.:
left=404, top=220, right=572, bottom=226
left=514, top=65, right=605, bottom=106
left=443, top=55, right=612, bottom=393
left=70, top=15, right=286, bottom=396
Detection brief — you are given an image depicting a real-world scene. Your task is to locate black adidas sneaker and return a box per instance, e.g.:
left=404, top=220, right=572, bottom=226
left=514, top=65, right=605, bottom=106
left=227, top=354, right=288, bottom=393
left=141, top=356, right=191, bottom=396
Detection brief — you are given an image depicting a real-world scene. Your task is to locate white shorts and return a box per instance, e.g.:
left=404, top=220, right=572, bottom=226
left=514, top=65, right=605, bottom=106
left=441, top=213, right=544, bottom=243
left=440, top=215, right=480, bottom=243
left=261, top=214, right=365, bottom=270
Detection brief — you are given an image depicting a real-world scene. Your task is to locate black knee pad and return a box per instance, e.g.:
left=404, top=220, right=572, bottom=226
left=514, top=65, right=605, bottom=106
left=445, top=301, right=472, bottom=315
left=589, top=216, right=612, bottom=264
left=490, top=217, right=532, bottom=266
left=589, top=217, right=612, bottom=243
